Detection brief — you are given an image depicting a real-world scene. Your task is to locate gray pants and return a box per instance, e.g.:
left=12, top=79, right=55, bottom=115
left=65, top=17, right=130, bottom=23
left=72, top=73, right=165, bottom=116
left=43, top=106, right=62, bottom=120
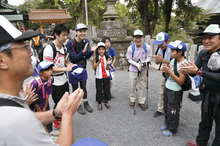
left=157, top=77, right=166, bottom=113
left=129, top=71, right=146, bottom=104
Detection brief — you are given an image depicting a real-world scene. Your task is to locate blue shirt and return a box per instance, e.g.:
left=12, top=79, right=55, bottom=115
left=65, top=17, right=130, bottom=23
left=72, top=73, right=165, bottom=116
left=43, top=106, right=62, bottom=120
left=106, top=47, right=116, bottom=68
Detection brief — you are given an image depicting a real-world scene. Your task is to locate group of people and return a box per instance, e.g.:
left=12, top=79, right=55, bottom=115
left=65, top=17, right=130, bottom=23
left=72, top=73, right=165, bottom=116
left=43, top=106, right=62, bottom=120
left=0, top=13, right=220, bottom=146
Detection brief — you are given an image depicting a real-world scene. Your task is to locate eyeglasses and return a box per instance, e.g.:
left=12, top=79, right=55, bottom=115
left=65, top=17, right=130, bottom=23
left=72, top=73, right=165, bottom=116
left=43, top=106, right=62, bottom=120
left=9, top=44, right=31, bottom=51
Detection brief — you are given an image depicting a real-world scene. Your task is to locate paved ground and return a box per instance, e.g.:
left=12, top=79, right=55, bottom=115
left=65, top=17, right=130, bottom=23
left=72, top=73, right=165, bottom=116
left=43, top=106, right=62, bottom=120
left=26, top=61, right=215, bottom=146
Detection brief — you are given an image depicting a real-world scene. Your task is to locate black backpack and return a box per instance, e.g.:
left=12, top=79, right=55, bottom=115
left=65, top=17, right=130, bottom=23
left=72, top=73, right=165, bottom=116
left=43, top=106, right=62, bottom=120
left=173, top=59, right=191, bottom=91
left=38, top=42, right=67, bottom=62
left=0, top=98, right=24, bottom=108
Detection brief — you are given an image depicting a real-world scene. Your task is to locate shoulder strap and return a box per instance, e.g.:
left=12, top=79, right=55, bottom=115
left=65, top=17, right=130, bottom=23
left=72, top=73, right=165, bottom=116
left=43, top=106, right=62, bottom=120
left=143, top=43, right=147, bottom=53
left=174, top=59, right=180, bottom=77
left=0, top=98, right=24, bottom=108
left=132, top=43, right=135, bottom=58
left=49, top=42, right=57, bottom=60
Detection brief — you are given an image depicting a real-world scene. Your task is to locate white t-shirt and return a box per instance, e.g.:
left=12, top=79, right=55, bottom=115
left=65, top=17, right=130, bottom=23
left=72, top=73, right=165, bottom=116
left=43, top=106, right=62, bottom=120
left=0, top=93, right=58, bottom=146
left=43, top=44, right=68, bottom=86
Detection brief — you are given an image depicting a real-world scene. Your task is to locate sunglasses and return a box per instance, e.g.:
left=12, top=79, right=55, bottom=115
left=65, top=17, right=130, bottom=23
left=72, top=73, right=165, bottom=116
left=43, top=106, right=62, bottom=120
left=10, top=44, right=31, bottom=51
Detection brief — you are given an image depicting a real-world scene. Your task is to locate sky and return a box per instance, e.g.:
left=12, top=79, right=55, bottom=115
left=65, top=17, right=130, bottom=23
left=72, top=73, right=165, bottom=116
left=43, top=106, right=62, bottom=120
left=8, top=0, right=199, bottom=6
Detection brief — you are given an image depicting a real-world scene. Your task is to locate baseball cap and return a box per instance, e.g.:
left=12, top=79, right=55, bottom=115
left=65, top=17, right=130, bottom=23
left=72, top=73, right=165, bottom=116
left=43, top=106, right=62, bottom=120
left=72, top=137, right=108, bottom=146
left=37, top=61, right=54, bottom=72
left=166, top=40, right=187, bottom=52
left=153, top=32, right=169, bottom=45
left=199, top=24, right=220, bottom=36
left=0, top=15, right=40, bottom=52
left=75, top=23, right=88, bottom=31
left=97, top=42, right=106, bottom=49
left=133, top=30, right=143, bottom=36
left=71, top=65, right=86, bottom=81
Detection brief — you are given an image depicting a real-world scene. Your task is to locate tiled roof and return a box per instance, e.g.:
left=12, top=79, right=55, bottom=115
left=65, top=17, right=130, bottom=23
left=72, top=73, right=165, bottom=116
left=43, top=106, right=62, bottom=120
left=195, top=0, right=220, bottom=14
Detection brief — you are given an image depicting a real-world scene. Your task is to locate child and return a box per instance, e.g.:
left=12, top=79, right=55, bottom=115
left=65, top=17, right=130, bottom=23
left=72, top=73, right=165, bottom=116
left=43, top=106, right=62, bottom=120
left=27, top=61, right=54, bottom=133
left=161, top=40, right=188, bottom=136
left=93, top=42, right=112, bottom=111
left=101, top=36, right=117, bottom=98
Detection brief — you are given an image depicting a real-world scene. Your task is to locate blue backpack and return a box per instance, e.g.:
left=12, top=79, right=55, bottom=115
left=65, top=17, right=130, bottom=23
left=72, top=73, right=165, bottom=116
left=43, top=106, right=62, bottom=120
left=131, top=43, right=147, bottom=58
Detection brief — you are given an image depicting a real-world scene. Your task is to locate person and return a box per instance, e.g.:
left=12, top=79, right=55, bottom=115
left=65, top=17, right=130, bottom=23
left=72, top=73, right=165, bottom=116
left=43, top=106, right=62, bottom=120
left=43, top=24, right=76, bottom=129
left=66, top=23, right=97, bottom=115
left=0, top=15, right=83, bottom=146
left=29, top=26, right=53, bottom=55
left=93, top=42, right=112, bottom=110
left=161, top=40, right=188, bottom=136
left=153, top=32, right=171, bottom=117
left=126, top=29, right=152, bottom=111
left=25, top=61, right=54, bottom=133
left=180, top=24, right=220, bottom=146
left=101, top=36, right=117, bottom=99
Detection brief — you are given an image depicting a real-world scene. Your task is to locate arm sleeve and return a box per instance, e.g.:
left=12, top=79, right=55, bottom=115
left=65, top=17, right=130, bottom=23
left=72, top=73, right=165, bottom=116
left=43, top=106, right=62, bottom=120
left=66, top=40, right=85, bottom=63
left=128, top=59, right=139, bottom=68
left=85, top=40, right=93, bottom=59
left=43, top=45, right=53, bottom=63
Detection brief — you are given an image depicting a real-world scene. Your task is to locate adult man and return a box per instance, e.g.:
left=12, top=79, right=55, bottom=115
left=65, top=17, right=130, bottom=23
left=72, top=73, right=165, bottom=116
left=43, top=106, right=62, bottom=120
left=153, top=32, right=171, bottom=117
left=179, top=24, right=220, bottom=146
left=66, top=23, right=97, bottom=115
left=126, top=30, right=152, bottom=111
left=43, top=24, right=75, bottom=129
left=0, top=15, right=83, bottom=145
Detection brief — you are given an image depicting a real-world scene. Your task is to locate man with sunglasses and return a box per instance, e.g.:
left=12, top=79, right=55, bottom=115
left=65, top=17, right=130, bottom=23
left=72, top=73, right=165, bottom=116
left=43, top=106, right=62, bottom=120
left=179, top=24, right=220, bottom=146
left=0, top=15, right=83, bottom=145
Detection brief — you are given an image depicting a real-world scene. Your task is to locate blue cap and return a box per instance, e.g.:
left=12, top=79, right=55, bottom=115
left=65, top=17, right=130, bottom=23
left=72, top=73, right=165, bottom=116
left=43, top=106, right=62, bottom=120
left=166, top=40, right=187, bottom=52
left=37, top=61, right=54, bottom=72
left=71, top=65, right=86, bottom=81
left=153, top=32, right=169, bottom=45
left=75, top=23, right=88, bottom=31
left=72, top=138, right=108, bottom=146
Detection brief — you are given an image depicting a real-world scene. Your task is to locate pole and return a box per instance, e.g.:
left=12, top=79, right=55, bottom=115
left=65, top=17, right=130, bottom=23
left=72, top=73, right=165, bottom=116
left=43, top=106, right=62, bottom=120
left=85, top=0, right=88, bottom=25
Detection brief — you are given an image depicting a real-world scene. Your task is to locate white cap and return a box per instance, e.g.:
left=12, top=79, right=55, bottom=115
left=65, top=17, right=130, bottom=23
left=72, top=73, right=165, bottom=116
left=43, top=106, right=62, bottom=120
left=133, top=30, right=143, bottom=36
left=199, top=24, right=220, bottom=35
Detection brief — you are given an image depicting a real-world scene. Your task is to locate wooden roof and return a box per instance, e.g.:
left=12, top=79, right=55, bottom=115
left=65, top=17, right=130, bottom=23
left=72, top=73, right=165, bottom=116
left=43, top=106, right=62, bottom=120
left=28, top=9, right=72, bottom=24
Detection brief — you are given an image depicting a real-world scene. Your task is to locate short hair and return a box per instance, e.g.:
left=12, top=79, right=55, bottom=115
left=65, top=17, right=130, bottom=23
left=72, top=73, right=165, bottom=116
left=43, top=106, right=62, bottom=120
left=33, top=26, right=39, bottom=31
left=53, top=24, right=69, bottom=39
left=101, top=36, right=111, bottom=43
left=176, top=49, right=184, bottom=56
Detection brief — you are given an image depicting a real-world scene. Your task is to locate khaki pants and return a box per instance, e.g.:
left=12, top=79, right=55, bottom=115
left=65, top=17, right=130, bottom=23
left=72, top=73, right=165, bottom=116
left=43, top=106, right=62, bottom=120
left=157, top=77, right=166, bottom=113
left=129, top=71, right=146, bottom=104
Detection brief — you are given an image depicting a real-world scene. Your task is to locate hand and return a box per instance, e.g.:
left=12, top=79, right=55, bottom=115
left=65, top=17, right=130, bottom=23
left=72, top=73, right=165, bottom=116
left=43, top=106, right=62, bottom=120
left=21, top=83, right=34, bottom=98
left=179, top=61, right=198, bottom=74
left=83, top=43, right=88, bottom=53
left=42, top=106, right=46, bottom=112
left=55, top=88, right=83, bottom=118
left=162, top=63, right=171, bottom=73
left=66, top=63, right=75, bottom=72
left=107, top=58, right=112, bottom=65
left=91, top=45, right=98, bottom=52
left=138, top=61, right=142, bottom=71
left=157, top=54, right=164, bottom=63
left=26, top=91, right=38, bottom=106
left=112, top=65, right=115, bottom=69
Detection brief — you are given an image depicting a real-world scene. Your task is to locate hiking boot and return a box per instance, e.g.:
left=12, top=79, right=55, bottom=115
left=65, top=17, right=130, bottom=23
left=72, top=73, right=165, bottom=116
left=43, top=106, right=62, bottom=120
left=162, top=130, right=177, bottom=136
left=84, top=101, right=93, bottom=113
left=129, top=102, right=135, bottom=108
left=77, top=105, right=86, bottom=115
left=160, top=124, right=167, bottom=130
left=187, top=140, right=200, bottom=146
left=138, top=104, right=147, bottom=111
left=53, top=120, right=60, bottom=129
left=153, top=111, right=164, bottom=117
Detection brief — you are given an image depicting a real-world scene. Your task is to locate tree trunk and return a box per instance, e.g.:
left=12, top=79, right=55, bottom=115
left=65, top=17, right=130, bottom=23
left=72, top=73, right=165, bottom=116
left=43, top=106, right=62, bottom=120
left=164, top=0, right=173, bottom=32
left=76, top=0, right=85, bottom=23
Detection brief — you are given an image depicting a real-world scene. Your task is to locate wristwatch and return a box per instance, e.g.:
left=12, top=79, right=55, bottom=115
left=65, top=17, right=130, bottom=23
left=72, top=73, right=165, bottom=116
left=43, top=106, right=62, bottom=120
left=196, top=70, right=202, bottom=76
left=53, top=109, right=61, bottom=119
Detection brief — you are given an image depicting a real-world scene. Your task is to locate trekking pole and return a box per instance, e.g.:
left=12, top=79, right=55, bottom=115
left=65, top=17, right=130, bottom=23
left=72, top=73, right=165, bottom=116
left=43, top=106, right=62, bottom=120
left=142, top=62, right=150, bottom=109
left=134, top=70, right=141, bottom=115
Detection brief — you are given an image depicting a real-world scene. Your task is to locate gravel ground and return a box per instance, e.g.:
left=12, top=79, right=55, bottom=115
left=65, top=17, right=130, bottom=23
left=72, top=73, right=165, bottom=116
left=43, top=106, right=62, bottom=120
left=25, top=61, right=215, bottom=146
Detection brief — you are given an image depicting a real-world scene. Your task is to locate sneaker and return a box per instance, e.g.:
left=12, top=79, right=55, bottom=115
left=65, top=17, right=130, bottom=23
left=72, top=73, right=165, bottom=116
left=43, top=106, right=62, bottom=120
left=160, top=125, right=167, bottom=130
left=153, top=111, right=164, bottom=117
left=129, top=102, right=135, bottom=108
left=98, top=103, right=102, bottom=111
left=104, top=102, right=111, bottom=109
left=162, top=130, right=177, bottom=136
left=138, top=104, right=147, bottom=111
left=84, top=101, right=93, bottom=113
left=53, top=120, right=60, bottom=129
left=187, top=140, right=200, bottom=146
left=77, top=105, right=86, bottom=115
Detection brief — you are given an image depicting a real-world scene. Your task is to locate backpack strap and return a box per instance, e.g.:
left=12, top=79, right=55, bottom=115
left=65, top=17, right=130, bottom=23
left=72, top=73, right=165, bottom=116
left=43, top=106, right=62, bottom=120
left=0, top=98, right=24, bottom=108
left=174, top=59, right=180, bottom=77
left=49, top=42, right=57, bottom=60
left=131, top=43, right=147, bottom=58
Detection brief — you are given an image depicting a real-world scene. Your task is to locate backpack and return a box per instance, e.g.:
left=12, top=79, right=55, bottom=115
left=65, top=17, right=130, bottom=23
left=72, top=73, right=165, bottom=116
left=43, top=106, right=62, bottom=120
left=38, top=42, right=67, bottom=62
left=33, top=35, right=41, bottom=46
left=131, top=43, right=147, bottom=58
left=0, top=98, right=24, bottom=108
left=173, top=59, right=191, bottom=91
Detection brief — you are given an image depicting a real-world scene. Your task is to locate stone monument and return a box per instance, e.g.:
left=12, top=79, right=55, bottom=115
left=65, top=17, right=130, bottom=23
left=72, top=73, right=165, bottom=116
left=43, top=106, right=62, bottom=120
left=92, top=0, right=132, bottom=70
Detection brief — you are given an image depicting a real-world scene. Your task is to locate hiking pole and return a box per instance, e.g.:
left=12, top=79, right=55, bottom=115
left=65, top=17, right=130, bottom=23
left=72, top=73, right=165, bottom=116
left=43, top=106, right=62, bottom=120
left=134, top=70, right=141, bottom=115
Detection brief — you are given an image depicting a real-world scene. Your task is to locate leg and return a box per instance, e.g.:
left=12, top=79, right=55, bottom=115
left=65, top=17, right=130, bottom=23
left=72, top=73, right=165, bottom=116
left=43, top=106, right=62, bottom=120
left=81, top=80, right=93, bottom=113
left=96, top=78, right=103, bottom=103
left=212, top=105, right=220, bottom=146
left=129, top=71, right=138, bottom=103
left=138, top=70, right=146, bottom=104
left=164, top=87, right=168, bottom=126
left=196, top=101, right=214, bottom=146
left=154, top=77, right=165, bottom=117
left=103, top=78, right=111, bottom=109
